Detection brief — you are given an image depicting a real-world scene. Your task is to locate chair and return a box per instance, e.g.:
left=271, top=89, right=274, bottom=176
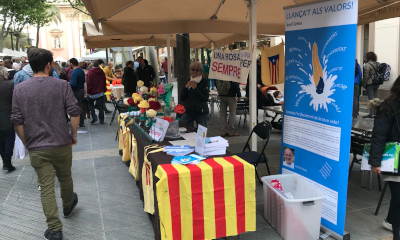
left=236, top=99, right=249, bottom=128
left=110, top=95, right=128, bottom=126
left=236, top=121, right=272, bottom=184
left=349, top=132, right=382, bottom=191
left=375, top=182, right=388, bottom=215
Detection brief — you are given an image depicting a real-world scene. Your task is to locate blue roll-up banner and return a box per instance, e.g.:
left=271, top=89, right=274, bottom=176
left=282, top=0, right=358, bottom=237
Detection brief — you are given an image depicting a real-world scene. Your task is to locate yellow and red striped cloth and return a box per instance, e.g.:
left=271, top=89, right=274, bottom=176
left=155, top=156, right=256, bottom=240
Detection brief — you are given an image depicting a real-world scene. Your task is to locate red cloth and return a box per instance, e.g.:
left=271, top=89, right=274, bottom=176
left=86, top=67, right=107, bottom=95
left=162, top=60, right=168, bottom=73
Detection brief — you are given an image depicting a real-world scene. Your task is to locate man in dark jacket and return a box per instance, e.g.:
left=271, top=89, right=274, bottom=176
left=216, top=80, right=241, bottom=136
left=0, top=66, right=15, bottom=172
left=122, top=60, right=137, bottom=97
left=86, top=60, right=107, bottom=124
left=136, top=56, right=155, bottom=87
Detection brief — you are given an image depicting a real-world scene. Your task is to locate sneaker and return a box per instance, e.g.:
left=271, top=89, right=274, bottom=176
left=383, top=219, right=393, bottom=231
left=100, top=121, right=104, bottom=124
left=2, top=166, right=6, bottom=170
left=221, top=132, right=228, bottom=137
left=105, top=110, right=112, bottom=114
left=91, top=119, right=98, bottom=125
left=44, top=229, right=63, bottom=240
left=38, top=185, right=41, bottom=191
left=228, top=132, right=240, bottom=137
left=63, top=192, right=78, bottom=218
left=363, top=114, right=373, bottom=118
left=79, top=124, right=85, bottom=128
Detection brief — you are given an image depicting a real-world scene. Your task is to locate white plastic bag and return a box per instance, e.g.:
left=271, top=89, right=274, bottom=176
left=14, top=134, right=28, bottom=160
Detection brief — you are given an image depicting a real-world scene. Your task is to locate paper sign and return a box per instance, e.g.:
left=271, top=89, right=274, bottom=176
left=209, top=50, right=251, bottom=84
left=195, top=125, right=207, bottom=156
left=149, top=118, right=169, bottom=142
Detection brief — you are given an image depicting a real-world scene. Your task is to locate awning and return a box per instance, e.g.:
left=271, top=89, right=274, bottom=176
left=82, top=0, right=400, bottom=35
left=83, top=21, right=271, bottom=49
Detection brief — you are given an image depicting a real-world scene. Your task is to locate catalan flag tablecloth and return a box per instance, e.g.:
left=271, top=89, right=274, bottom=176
left=155, top=156, right=256, bottom=240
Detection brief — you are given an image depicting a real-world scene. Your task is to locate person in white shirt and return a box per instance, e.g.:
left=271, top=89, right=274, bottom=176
left=283, top=148, right=294, bottom=169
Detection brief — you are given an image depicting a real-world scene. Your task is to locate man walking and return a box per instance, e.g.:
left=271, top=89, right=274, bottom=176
left=86, top=60, right=106, bottom=124
left=136, top=56, right=155, bottom=87
left=11, top=48, right=80, bottom=240
left=161, top=57, right=168, bottom=83
left=14, top=47, right=36, bottom=86
left=103, top=61, right=116, bottom=83
left=69, top=58, right=86, bottom=128
left=216, top=80, right=241, bottom=137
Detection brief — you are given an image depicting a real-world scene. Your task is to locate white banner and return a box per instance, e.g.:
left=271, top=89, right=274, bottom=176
left=209, top=50, right=251, bottom=83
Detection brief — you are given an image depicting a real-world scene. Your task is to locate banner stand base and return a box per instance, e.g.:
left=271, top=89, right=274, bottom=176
left=320, top=225, right=350, bottom=240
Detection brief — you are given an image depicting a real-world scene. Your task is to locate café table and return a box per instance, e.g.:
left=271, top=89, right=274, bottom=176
left=110, top=84, right=124, bottom=99
left=120, top=117, right=256, bottom=240
left=262, top=105, right=283, bottom=122
left=350, top=117, right=376, bottom=190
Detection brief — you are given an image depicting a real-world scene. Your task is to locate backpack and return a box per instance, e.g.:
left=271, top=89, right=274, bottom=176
left=369, top=62, right=390, bottom=85
left=382, top=63, right=391, bottom=81
left=216, top=80, right=231, bottom=95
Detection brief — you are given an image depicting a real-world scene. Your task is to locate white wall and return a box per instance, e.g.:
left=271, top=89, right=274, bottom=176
left=374, top=18, right=400, bottom=90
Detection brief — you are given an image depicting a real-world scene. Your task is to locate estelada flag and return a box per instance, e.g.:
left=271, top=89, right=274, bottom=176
left=155, top=156, right=256, bottom=240
left=261, top=42, right=285, bottom=86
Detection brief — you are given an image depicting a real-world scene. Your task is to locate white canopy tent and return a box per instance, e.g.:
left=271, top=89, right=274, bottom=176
left=54, top=56, right=68, bottom=62
left=80, top=50, right=109, bottom=60
left=2, top=48, right=26, bottom=58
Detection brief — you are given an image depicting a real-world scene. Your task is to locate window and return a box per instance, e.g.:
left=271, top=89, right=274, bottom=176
left=53, top=35, right=62, bottom=49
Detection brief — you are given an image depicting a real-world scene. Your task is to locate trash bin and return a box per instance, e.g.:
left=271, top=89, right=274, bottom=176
left=262, top=175, right=325, bottom=240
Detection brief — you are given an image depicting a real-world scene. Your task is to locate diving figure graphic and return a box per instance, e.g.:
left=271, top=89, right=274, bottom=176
left=312, top=43, right=324, bottom=94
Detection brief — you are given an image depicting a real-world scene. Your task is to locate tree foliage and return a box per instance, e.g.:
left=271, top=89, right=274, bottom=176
left=0, top=0, right=55, bottom=50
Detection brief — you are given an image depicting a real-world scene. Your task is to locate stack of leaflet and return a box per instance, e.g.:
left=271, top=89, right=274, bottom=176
left=203, top=136, right=229, bottom=156
left=164, top=145, right=194, bottom=156
left=171, top=154, right=206, bottom=165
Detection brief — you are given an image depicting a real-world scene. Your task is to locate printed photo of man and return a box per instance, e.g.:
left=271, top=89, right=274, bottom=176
left=283, top=147, right=295, bottom=169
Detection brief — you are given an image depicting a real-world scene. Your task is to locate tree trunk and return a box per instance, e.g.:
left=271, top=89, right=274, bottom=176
left=145, top=46, right=159, bottom=84
left=16, top=36, right=20, bottom=51
left=36, top=24, right=40, bottom=47
left=176, top=34, right=191, bottom=105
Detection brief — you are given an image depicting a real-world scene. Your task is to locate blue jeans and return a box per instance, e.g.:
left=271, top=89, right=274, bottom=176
left=366, top=84, right=379, bottom=115
left=164, top=73, right=168, bottom=83
left=88, top=96, right=104, bottom=122
left=180, top=113, right=209, bottom=128
left=210, top=79, right=215, bottom=89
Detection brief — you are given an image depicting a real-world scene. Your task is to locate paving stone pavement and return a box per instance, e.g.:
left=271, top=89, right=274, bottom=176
left=0, top=102, right=394, bottom=240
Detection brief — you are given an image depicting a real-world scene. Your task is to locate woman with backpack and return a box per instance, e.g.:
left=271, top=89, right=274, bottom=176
left=354, top=59, right=362, bottom=118
left=363, top=52, right=380, bottom=118
left=369, top=75, right=400, bottom=240
left=180, top=62, right=210, bottom=127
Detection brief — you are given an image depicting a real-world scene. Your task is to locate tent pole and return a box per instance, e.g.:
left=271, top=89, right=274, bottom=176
left=106, top=48, right=109, bottom=64
left=167, top=34, right=172, bottom=84
left=249, top=0, right=258, bottom=151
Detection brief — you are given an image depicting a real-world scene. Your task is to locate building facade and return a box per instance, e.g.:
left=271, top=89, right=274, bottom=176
left=37, top=3, right=87, bottom=61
